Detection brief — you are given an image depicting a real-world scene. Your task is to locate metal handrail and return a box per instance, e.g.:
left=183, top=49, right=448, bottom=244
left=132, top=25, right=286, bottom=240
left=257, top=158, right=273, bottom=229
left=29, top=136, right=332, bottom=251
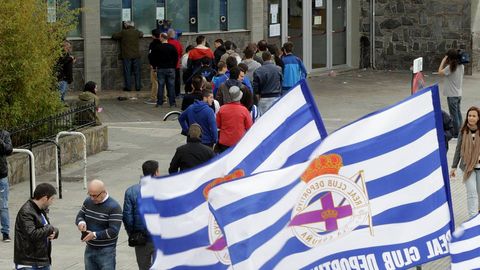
left=12, top=149, right=35, bottom=198
left=55, top=131, right=87, bottom=190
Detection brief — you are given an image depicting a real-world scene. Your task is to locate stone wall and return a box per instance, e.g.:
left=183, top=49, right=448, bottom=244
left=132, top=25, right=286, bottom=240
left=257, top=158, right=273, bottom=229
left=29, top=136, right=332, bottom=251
left=90, top=31, right=250, bottom=91
left=360, top=0, right=472, bottom=72
left=70, top=40, right=85, bottom=92
left=7, top=125, right=108, bottom=185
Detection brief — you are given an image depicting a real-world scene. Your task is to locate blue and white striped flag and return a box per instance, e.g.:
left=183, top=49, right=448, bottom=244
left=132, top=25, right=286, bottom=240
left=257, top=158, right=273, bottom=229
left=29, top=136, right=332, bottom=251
left=450, top=214, right=480, bottom=269
left=140, top=80, right=327, bottom=269
left=207, top=85, right=455, bottom=270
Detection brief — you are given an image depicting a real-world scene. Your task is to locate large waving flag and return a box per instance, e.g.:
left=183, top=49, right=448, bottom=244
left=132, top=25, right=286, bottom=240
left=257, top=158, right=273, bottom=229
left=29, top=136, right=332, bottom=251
left=140, top=80, right=327, bottom=269
left=207, top=85, right=454, bottom=270
left=450, top=214, right=480, bottom=269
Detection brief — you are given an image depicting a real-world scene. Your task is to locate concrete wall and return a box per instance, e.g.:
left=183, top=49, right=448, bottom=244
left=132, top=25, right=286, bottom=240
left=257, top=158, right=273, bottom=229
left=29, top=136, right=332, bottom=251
left=360, top=0, right=472, bottom=72
left=7, top=125, right=108, bottom=185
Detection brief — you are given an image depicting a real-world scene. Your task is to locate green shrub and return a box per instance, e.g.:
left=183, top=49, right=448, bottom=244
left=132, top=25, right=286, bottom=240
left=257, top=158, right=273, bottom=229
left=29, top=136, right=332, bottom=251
left=0, top=0, right=78, bottom=129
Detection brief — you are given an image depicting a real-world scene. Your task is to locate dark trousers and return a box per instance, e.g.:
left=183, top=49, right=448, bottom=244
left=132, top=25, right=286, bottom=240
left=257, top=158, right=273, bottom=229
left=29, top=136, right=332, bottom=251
left=214, top=143, right=230, bottom=154
left=175, top=68, right=181, bottom=96
left=134, top=241, right=155, bottom=270
left=122, top=58, right=141, bottom=91
left=156, top=68, right=176, bottom=106
left=447, top=96, right=462, bottom=138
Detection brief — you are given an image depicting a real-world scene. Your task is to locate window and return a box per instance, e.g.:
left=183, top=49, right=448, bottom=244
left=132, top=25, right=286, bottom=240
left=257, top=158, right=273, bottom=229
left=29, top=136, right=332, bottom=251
left=67, top=0, right=82, bottom=37
left=228, top=0, right=246, bottom=30
left=166, top=0, right=189, bottom=33
left=100, top=0, right=246, bottom=35
left=100, top=0, right=122, bottom=36
left=50, top=0, right=82, bottom=37
left=198, top=1, right=220, bottom=32
left=133, top=0, right=156, bottom=34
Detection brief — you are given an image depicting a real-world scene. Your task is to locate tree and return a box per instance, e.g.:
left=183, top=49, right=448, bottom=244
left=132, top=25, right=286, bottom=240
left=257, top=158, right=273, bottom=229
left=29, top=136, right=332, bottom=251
left=0, top=0, right=78, bottom=128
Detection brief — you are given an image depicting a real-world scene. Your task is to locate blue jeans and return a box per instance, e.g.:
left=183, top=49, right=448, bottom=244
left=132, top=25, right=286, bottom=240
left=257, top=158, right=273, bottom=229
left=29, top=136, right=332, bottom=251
left=465, top=169, right=480, bottom=217
left=58, top=81, right=68, bottom=102
left=156, top=68, right=176, bottom=106
left=0, top=177, right=9, bottom=235
left=16, top=266, right=50, bottom=270
left=122, top=58, right=142, bottom=91
left=258, top=97, right=280, bottom=116
left=84, top=245, right=116, bottom=270
left=447, top=96, right=462, bottom=138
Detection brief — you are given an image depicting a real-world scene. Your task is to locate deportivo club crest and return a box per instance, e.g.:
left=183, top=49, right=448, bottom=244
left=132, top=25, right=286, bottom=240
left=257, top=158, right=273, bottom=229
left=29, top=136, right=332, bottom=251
left=290, top=154, right=373, bottom=248
left=204, top=169, right=245, bottom=265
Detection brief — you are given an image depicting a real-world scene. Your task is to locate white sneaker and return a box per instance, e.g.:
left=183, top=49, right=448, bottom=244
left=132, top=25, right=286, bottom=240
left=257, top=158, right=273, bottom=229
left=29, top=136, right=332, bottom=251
left=144, top=99, right=156, bottom=105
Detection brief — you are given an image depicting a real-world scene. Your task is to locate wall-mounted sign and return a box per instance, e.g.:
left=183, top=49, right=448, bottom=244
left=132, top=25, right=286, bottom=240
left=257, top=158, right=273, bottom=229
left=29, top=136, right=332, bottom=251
left=156, top=7, right=165, bottom=20
left=122, top=8, right=131, bottom=21
left=269, top=23, right=281, bottom=37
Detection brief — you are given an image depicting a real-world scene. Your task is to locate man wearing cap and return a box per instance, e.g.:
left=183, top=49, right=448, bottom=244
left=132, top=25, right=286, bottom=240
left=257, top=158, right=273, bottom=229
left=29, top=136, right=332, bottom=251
left=215, top=86, right=253, bottom=153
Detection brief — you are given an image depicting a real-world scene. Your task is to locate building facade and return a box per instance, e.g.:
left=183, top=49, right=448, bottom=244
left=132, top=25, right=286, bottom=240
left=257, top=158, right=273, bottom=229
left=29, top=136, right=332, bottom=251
left=63, top=0, right=476, bottom=91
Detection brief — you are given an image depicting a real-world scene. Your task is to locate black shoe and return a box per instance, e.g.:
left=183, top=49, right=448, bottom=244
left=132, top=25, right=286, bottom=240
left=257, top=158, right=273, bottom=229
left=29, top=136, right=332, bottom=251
left=2, top=233, right=11, bottom=242
left=123, top=88, right=131, bottom=92
left=136, top=88, right=141, bottom=92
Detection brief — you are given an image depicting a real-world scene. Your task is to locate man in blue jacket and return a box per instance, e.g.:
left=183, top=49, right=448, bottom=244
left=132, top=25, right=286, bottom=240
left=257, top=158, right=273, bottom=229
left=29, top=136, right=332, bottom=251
left=178, top=89, right=218, bottom=147
left=281, top=42, right=307, bottom=93
left=123, top=160, right=159, bottom=270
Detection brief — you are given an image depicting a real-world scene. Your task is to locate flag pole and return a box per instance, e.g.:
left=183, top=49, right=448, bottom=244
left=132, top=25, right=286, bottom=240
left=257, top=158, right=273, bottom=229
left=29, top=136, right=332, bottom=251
left=359, top=170, right=374, bottom=236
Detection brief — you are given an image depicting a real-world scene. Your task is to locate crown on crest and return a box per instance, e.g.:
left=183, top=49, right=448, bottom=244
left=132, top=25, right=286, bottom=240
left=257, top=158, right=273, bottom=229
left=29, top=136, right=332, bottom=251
left=321, top=209, right=339, bottom=220
left=301, top=154, right=343, bottom=183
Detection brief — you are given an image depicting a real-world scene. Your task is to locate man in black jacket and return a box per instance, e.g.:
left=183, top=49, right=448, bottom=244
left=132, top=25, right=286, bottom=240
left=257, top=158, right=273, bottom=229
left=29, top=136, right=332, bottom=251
left=169, top=124, right=215, bottom=174
left=148, top=30, right=178, bottom=107
left=0, top=129, right=13, bottom=242
left=56, top=40, right=75, bottom=102
left=14, top=183, right=59, bottom=270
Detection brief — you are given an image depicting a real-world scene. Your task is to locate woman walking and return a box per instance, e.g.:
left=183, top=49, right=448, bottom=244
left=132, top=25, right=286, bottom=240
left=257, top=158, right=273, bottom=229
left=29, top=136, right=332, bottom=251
left=451, top=106, right=480, bottom=217
left=438, top=49, right=464, bottom=138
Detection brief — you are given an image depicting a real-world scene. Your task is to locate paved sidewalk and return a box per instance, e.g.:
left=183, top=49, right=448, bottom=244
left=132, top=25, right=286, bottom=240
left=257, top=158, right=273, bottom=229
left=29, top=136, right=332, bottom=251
left=0, top=70, right=478, bottom=269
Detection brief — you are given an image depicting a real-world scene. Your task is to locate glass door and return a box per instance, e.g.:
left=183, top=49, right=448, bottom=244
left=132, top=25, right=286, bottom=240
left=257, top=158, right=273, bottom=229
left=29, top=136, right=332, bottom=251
left=311, top=0, right=326, bottom=69
left=287, top=0, right=303, bottom=60
left=283, top=0, right=348, bottom=71
left=332, top=0, right=346, bottom=66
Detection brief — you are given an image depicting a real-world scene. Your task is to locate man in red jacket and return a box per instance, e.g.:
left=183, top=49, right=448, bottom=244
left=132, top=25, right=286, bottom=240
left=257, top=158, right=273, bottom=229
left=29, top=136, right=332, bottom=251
left=167, top=29, right=183, bottom=97
left=215, top=86, right=253, bottom=153
left=187, top=36, right=214, bottom=79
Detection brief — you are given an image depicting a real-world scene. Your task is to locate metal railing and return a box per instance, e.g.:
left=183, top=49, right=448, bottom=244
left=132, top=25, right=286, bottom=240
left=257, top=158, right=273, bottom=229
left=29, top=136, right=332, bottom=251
left=12, top=149, right=36, bottom=198
left=8, top=102, right=96, bottom=148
